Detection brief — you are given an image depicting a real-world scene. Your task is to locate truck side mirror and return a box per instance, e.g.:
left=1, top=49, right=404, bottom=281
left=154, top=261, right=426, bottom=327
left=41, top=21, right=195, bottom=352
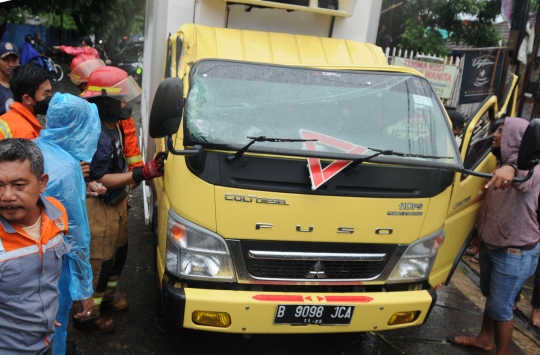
left=149, top=77, right=184, bottom=138
left=149, top=77, right=202, bottom=157
left=517, top=118, right=540, bottom=170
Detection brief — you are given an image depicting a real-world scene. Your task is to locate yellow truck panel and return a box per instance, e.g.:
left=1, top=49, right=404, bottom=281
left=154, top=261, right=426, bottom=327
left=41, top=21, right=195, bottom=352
left=180, top=24, right=388, bottom=66
left=215, top=186, right=431, bottom=244
left=182, top=288, right=433, bottom=333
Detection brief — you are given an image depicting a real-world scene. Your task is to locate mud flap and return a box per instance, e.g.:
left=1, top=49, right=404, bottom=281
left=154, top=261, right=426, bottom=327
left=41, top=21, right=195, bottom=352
left=422, top=287, right=438, bottom=324
left=161, top=278, right=186, bottom=328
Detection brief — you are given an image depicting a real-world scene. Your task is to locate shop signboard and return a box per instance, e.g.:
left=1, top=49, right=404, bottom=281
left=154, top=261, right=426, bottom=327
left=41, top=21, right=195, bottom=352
left=459, top=49, right=505, bottom=104
left=394, top=57, right=458, bottom=99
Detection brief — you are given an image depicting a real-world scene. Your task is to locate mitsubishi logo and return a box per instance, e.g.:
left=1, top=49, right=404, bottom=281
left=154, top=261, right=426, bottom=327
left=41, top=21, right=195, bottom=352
left=306, top=261, right=326, bottom=279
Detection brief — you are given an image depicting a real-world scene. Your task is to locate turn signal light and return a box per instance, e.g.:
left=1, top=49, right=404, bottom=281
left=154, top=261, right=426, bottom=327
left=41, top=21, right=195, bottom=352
left=387, top=311, right=420, bottom=326
left=192, top=311, right=231, bottom=328
left=170, top=225, right=186, bottom=243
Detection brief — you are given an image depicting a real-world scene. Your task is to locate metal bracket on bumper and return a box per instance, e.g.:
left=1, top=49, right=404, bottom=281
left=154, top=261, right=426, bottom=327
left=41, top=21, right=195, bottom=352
left=161, top=278, right=186, bottom=328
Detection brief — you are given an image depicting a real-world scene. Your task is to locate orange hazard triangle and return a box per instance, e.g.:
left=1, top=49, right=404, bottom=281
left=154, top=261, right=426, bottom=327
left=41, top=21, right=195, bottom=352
left=300, top=130, right=368, bottom=190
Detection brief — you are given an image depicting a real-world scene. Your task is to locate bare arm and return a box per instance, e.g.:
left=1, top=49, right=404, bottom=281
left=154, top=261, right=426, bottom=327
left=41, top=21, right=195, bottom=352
left=97, top=172, right=135, bottom=190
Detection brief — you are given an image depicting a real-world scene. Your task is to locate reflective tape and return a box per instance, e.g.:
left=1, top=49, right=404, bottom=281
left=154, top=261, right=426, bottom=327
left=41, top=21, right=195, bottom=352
left=107, top=281, right=118, bottom=288
left=87, top=85, right=122, bottom=93
left=44, top=233, right=65, bottom=250
left=93, top=297, right=103, bottom=305
left=126, top=155, right=143, bottom=165
left=0, top=119, right=12, bottom=139
left=0, top=233, right=64, bottom=262
left=0, top=244, right=38, bottom=262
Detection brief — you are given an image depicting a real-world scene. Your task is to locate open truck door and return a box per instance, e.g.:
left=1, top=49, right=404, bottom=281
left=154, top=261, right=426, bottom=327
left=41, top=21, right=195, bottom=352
left=498, top=73, right=519, bottom=119
left=438, top=75, right=522, bottom=286
left=433, top=96, right=499, bottom=287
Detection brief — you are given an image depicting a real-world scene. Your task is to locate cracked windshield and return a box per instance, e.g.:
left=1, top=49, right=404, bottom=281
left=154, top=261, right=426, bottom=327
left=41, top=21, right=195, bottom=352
left=186, top=60, right=459, bottom=164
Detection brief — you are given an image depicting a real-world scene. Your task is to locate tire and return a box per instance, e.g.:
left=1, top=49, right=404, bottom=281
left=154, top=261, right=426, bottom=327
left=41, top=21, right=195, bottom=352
left=51, top=64, right=64, bottom=83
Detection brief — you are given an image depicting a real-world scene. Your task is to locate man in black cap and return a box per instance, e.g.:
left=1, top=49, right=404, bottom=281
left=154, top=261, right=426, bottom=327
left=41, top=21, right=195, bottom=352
left=0, top=42, right=19, bottom=115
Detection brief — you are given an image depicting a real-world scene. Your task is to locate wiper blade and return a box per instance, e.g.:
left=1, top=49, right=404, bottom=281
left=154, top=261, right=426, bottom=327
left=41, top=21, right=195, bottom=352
left=368, top=148, right=452, bottom=160
left=347, top=148, right=453, bottom=173
left=227, top=136, right=318, bottom=163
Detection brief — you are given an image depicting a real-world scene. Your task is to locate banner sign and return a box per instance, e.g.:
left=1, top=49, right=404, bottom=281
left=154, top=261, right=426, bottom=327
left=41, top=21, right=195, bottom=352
left=394, top=57, right=458, bottom=99
left=459, top=49, right=505, bottom=104
left=300, top=130, right=367, bottom=190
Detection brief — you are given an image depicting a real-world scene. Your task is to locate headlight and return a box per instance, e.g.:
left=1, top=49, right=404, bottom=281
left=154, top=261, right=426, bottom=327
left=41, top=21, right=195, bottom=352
left=165, top=210, right=236, bottom=282
left=387, top=229, right=445, bottom=283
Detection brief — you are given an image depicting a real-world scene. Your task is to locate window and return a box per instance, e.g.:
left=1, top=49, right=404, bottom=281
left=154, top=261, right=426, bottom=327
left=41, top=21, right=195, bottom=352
left=185, top=60, right=460, bottom=166
left=461, top=106, right=495, bottom=179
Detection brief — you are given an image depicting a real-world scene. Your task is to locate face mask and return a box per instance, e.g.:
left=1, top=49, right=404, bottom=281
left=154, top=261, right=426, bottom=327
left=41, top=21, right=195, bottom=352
left=33, top=95, right=51, bottom=115
left=89, top=96, right=122, bottom=122
left=120, top=102, right=133, bottom=120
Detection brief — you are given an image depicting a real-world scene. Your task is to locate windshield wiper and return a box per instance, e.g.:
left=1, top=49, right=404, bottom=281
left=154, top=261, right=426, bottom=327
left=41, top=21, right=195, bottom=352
left=227, top=136, right=318, bottom=163
left=346, top=148, right=453, bottom=173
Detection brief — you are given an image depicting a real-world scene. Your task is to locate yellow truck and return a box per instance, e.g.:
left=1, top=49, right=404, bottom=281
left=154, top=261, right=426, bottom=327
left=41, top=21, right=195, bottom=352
left=140, top=0, right=524, bottom=334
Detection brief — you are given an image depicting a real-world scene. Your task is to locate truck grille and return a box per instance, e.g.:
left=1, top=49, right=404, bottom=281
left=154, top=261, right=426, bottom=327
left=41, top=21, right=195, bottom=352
left=240, top=240, right=397, bottom=281
left=249, top=259, right=386, bottom=279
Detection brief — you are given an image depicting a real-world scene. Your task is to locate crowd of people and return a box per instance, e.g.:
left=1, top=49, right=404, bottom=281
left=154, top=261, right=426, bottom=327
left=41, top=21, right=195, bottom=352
left=0, top=39, right=164, bottom=355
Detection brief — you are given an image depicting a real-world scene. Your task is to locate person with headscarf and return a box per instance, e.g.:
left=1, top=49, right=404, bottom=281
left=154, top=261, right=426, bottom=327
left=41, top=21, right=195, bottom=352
left=53, top=36, right=99, bottom=59
left=34, top=92, right=105, bottom=355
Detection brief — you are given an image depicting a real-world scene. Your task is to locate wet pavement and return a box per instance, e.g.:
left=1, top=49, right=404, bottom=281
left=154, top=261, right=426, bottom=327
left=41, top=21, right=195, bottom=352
left=51, top=77, right=533, bottom=355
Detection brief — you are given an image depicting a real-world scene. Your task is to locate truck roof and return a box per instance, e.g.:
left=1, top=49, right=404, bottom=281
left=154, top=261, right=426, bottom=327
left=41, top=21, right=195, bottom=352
left=177, top=24, right=389, bottom=68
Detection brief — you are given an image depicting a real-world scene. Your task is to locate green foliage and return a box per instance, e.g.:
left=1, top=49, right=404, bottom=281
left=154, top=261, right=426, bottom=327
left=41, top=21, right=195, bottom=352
left=437, top=0, right=501, bottom=47
left=38, top=13, right=78, bottom=30
left=400, top=18, right=450, bottom=56
left=378, top=0, right=502, bottom=52
left=0, top=1, right=45, bottom=27
left=0, top=0, right=146, bottom=50
left=59, top=0, right=146, bottom=48
left=0, top=8, right=27, bottom=25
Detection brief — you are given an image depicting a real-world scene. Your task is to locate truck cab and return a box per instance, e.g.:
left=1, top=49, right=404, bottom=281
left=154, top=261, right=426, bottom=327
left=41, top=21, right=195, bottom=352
left=141, top=0, right=518, bottom=334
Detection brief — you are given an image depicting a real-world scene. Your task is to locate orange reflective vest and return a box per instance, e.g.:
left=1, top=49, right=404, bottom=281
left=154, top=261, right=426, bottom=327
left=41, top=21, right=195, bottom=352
left=118, top=118, right=143, bottom=170
left=0, top=196, right=69, bottom=354
left=0, top=102, right=41, bottom=140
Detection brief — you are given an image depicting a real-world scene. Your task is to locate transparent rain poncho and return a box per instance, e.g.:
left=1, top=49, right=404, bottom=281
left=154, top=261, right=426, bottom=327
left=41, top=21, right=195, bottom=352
left=36, top=92, right=99, bottom=299
left=34, top=93, right=100, bottom=354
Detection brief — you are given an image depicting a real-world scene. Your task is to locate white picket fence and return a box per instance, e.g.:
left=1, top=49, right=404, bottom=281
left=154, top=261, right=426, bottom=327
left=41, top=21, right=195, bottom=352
left=383, top=46, right=480, bottom=118
left=384, top=47, right=462, bottom=67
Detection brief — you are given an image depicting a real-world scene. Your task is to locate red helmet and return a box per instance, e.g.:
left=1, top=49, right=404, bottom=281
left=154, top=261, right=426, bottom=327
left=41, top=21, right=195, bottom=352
left=81, top=66, right=141, bottom=102
left=69, top=54, right=105, bottom=85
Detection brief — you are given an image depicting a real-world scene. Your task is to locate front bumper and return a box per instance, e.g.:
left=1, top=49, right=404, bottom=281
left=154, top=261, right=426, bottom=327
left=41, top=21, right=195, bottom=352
left=161, top=279, right=437, bottom=333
